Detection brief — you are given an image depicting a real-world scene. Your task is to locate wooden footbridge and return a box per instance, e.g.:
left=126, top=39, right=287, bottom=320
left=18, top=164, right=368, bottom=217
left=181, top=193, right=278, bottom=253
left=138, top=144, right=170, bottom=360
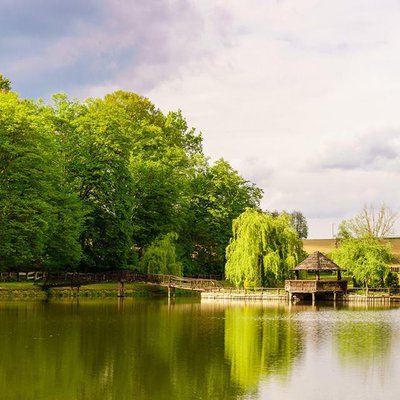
left=0, top=271, right=222, bottom=296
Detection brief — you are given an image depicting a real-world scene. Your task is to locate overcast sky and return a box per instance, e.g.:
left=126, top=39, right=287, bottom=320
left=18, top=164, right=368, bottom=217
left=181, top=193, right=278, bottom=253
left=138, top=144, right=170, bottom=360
left=2, top=0, right=400, bottom=238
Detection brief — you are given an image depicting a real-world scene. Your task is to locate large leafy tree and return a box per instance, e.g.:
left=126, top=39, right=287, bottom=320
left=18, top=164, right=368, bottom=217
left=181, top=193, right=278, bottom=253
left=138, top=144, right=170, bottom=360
left=65, top=92, right=139, bottom=270
left=130, top=112, right=199, bottom=251
left=186, top=159, right=263, bottom=275
left=225, top=208, right=303, bottom=288
left=333, top=204, right=396, bottom=289
left=0, top=92, right=83, bottom=271
left=330, top=237, right=391, bottom=289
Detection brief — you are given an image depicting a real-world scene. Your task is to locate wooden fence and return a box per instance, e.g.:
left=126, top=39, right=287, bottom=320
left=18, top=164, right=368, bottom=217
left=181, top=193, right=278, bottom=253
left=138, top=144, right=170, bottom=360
left=0, top=271, right=222, bottom=291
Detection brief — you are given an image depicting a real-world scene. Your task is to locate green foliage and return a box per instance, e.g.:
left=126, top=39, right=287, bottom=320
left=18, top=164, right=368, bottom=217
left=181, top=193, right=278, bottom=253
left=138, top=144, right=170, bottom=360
left=225, top=208, right=303, bottom=287
left=269, top=210, right=308, bottom=239
left=0, top=93, right=52, bottom=268
left=187, top=159, right=263, bottom=275
left=0, top=74, right=11, bottom=92
left=130, top=113, right=197, bottom=250
left=0, top=81, right=263, bottom=275
left=73, top=94, right=136, bottom=270
left=289, top=211, right=308, bottom=239
left=385, top=271, right=399, bottom=290
left=0, top=92, right=83, bottom=271
left=330, top=237, right=391, bottom=288
left=140, top=232, right=182, bottom=276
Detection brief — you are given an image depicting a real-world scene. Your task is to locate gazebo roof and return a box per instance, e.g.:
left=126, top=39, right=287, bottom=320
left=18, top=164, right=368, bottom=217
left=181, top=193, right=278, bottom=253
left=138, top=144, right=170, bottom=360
left=291, top=251, right=343, bottom=271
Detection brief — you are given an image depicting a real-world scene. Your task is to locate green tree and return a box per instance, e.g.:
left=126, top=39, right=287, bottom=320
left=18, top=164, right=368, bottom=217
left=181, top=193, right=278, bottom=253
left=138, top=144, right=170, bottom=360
left=186, top=159, right=263, bottom=275
left=0, top=92, right=83, bottom=270
left=289, top=211, right=308, bottom=239
left=140, top=232, right=182, bottom=276
left=0, top=74, right=11, bottom=92
left=0, top=93, right=52, bottom=269
left=225, top=208, right=303, bottom=287
left=269, top=210, right=308, bottom=239
left=330, top=237, right=391, bottom=289
left=130, top=119, right=197, bottom=251
left=71, top=93, right=137, bottom=270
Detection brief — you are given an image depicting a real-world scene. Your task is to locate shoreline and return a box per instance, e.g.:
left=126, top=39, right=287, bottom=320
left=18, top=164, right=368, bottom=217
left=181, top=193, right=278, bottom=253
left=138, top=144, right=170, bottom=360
left=0, top=282, right=199, bottom=299
left=201, top=291, right=400, bottom=303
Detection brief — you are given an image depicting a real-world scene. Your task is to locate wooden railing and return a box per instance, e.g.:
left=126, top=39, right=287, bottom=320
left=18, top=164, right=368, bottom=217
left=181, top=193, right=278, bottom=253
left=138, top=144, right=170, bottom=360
left=285, top=280, right=348, bottom=293
left=0, top=271, right=222, bottom=291
left=348, top=287, right=399, bottom=295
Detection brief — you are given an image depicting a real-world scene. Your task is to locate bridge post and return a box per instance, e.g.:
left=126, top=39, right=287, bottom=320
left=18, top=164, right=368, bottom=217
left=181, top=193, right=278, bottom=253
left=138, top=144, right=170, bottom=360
left=117, top=280, right=125, bottom=297
left=288, top=291, right=293, bottom=303
left=168, top=285, right=175, bottom=299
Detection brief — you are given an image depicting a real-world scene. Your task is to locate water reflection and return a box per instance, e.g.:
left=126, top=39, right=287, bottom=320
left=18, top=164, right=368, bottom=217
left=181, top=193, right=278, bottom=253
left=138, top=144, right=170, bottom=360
left=224, top=305, right=303, bottom=392
left=334, top=314, right=392, bottom=365
left=0, top=300, right=399, bottom=400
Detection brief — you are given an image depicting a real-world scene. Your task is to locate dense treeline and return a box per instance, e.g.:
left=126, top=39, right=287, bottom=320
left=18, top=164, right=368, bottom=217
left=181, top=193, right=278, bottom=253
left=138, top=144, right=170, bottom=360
left=0, top=81, right=262, bottom=275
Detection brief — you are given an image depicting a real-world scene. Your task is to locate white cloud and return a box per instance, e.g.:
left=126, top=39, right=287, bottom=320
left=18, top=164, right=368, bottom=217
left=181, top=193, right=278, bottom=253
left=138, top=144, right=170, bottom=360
left=146, top=0, right=400, bottom=237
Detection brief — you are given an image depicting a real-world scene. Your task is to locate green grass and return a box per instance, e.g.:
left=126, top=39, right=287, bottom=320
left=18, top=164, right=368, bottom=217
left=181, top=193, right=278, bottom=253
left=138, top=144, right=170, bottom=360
left=0, top=282, right=40, bottom=290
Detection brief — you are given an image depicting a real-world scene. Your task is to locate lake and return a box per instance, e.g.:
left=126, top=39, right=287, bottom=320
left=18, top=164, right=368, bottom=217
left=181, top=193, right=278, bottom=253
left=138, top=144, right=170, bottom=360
left=0, top=298, right=399, bottom=400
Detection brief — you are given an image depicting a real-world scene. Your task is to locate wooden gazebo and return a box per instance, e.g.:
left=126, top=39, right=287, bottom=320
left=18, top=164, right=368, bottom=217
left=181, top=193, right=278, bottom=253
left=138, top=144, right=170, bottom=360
left=285, top=251, right=347, bottom=303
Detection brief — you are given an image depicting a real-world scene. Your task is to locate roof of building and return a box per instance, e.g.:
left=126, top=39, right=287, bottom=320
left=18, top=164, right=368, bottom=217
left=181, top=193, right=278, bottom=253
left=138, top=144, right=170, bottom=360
left=291, top=251, right=343, bottom=271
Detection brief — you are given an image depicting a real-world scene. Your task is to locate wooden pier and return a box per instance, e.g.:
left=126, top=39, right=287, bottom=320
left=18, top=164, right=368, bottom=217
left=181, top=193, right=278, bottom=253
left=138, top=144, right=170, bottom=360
left=285, top=251, right=347, bottom=303
left=285, top=280, right=347, bottom=302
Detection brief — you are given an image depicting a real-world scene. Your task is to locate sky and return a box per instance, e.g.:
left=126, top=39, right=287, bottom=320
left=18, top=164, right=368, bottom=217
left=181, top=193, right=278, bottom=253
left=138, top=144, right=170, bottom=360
left=2, top=0, right=400, bottom=238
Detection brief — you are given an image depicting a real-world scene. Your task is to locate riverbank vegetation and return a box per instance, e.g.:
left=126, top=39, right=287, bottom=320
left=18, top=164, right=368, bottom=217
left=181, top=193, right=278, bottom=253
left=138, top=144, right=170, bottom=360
left=0, top=76, right=262, bottom=276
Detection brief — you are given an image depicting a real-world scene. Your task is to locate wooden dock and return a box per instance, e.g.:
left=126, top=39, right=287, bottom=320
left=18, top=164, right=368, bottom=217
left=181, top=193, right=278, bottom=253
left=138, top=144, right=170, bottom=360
left=285, top=279, right=348, bottom=302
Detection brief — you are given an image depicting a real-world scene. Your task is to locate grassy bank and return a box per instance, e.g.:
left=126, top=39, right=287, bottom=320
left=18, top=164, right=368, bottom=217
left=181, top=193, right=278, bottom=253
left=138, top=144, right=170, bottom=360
left=0, top=282, right=199, bottom=298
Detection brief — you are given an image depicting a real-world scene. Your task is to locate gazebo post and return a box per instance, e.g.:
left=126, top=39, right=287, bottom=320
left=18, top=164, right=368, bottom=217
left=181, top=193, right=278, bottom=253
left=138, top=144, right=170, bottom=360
left=295, top=270, right=299, bottom=280
left=338, top=270, right=342, bottom=281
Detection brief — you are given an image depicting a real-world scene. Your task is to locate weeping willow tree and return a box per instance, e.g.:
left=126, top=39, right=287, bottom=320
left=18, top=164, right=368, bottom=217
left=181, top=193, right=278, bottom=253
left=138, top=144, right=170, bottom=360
left=140, top=232, right=182, bottom=276
left=225, top=208, right=304, bottom=287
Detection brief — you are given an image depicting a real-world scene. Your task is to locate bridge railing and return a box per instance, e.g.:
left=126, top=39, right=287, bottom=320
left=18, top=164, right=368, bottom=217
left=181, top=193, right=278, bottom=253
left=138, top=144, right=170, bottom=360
left=0, top=271, right=222, bottom=290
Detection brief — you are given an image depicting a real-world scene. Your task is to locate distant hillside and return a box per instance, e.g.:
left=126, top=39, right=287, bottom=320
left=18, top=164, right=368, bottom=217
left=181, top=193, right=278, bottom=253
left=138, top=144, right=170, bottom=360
left=302, top=238, right=400, bottom=264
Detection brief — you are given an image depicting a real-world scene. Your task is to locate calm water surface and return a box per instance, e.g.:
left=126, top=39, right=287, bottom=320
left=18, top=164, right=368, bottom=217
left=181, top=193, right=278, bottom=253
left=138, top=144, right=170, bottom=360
left=0, top=298, right=399, bottom=400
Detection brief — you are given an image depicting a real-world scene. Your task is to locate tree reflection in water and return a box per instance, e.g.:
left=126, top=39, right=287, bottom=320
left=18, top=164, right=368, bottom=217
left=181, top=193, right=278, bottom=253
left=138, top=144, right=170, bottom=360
left=224, top=305, right=303, bottom=393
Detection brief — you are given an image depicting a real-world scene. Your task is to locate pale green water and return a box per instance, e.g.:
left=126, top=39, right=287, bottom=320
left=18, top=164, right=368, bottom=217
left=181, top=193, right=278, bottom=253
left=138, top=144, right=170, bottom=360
left=0, top=299, right=399, bottom=400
